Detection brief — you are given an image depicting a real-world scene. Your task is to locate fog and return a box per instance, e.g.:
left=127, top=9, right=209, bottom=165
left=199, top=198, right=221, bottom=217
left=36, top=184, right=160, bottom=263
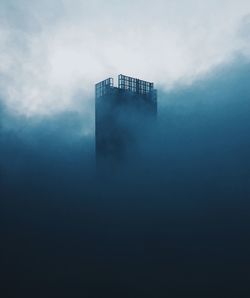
left=1, top=60, right=250, bottom=297
left=1, top=0, right=250, bottom=117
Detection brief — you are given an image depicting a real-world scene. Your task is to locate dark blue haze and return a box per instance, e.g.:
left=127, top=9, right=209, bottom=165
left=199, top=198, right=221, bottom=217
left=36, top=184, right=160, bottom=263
left=1, top=60, right=250, bottom=297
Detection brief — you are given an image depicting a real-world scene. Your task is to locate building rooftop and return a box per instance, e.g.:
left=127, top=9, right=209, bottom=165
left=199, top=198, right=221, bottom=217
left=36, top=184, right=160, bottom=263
left=95, top=74, right=155, bottom=98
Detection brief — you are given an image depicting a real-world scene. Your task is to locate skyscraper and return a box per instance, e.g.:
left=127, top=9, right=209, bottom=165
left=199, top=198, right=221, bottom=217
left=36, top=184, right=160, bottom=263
left=95, top=74, right=157, bottom=167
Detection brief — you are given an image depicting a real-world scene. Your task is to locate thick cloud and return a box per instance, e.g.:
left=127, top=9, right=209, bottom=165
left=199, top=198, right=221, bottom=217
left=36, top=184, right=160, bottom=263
left=1, top=0, right=250, bottom=117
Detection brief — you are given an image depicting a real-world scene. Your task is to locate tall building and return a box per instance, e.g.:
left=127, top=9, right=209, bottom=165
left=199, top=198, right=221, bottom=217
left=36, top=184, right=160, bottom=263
left=95, top=74, right=157, bottom=167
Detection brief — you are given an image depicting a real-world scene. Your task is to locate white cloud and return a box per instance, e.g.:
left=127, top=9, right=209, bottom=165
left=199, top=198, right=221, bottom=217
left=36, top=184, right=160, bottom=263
left=0, top=0, right=250, bottom=117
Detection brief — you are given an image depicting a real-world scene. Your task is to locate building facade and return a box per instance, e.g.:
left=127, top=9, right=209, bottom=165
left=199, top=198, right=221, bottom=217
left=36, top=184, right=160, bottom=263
left=95, top=74, right=157, bottom=167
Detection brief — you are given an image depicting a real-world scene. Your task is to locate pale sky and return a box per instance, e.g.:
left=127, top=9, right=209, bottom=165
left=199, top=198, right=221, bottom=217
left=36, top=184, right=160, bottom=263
left=0, top=0, right=250, bottom=117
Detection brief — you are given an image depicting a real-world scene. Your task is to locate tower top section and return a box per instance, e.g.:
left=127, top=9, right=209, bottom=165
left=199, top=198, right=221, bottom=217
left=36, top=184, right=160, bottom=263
left=95, top=74, right=156, bottom=98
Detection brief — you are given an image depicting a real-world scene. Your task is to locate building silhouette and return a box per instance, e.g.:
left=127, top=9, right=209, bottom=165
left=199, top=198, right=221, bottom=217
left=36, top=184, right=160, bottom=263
left=95, top=74, right=157, bottom=167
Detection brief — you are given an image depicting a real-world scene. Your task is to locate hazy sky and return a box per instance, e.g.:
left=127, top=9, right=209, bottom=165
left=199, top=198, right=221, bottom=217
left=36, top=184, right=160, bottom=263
left=0, top=0, right=250, bottom=117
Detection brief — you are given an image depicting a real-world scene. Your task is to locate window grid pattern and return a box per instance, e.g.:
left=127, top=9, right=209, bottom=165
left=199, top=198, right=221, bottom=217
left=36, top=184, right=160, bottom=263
left=118, top=75, right=154, bottom=95
left=95, top=78, right=113, bottom=98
